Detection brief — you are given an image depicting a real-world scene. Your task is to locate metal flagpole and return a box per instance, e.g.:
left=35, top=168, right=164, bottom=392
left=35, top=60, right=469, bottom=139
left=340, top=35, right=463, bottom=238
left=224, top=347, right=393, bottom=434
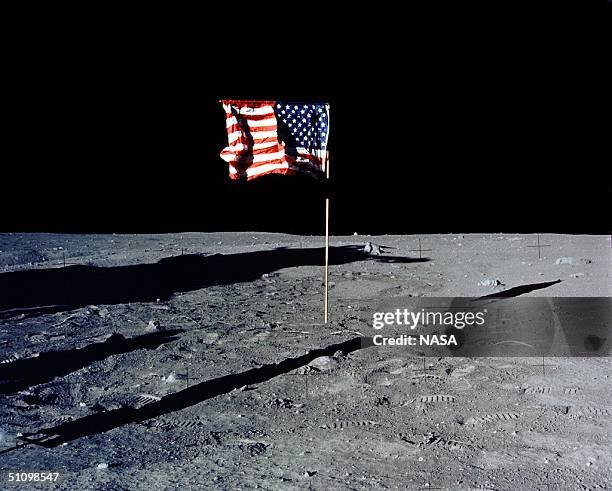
left=324, top=196, right=329, bottom=323
left=324, top=104, right=331, bottom=324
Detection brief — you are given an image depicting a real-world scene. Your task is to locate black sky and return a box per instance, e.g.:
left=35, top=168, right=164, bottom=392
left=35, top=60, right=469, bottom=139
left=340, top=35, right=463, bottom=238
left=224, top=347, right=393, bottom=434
left=3, top=5, right=610, bottom=234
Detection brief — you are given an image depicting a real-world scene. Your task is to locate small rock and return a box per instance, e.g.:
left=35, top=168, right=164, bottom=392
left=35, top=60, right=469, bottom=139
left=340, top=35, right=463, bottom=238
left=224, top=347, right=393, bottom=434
left=97, top=463, right=109, bottom=470
left=478, top=278, right=504, bottom=287
left=555, top=257, right=577, bottom=265
left=146, top=320, right=162, bottom=332
left=363, top=242, right=383, bottom=256
left=163, top=372, right=177, bottom=383
left=308, top=356, right=339, bottom=372
left=570, top=273, right=585, bottom=278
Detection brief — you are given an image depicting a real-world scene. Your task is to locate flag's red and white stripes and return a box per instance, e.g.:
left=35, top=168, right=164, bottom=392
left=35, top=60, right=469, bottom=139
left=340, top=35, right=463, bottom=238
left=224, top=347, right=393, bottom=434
left=220, top=100, right=326, bottom=180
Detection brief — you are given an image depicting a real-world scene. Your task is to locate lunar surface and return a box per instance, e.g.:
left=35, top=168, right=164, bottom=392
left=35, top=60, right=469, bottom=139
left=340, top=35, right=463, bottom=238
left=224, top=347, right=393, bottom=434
left=0, top=232, right=610, bottom=490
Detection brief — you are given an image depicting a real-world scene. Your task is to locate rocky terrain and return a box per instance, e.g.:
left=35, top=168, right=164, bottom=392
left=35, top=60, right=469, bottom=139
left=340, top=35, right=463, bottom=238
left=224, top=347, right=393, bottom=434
left=0, top=232, right=610, bottom=490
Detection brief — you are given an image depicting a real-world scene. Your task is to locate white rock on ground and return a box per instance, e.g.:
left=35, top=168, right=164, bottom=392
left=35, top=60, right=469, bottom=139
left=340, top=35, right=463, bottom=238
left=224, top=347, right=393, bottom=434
left=478, top=278, right=504, bottom=287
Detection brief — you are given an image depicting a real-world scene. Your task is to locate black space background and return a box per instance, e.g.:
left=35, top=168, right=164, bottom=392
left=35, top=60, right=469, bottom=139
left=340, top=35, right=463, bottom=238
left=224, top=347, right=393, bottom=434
left=3, top=6, right=610, bottom=235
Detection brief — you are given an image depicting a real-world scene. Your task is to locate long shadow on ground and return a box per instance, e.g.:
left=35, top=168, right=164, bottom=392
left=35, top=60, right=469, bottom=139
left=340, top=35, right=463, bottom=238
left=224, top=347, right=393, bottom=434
left=0, top=246, right=426, bottom=319
left=0, top=329, right=183, bottom=395
left=7, top=337, right=373, bottom=451
left=476, top=279, right=562, bottom=299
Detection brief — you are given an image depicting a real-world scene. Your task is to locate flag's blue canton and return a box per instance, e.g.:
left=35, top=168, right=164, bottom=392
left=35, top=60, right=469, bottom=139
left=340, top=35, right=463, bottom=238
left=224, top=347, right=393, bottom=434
left=275, top=103, right=328, bottom=150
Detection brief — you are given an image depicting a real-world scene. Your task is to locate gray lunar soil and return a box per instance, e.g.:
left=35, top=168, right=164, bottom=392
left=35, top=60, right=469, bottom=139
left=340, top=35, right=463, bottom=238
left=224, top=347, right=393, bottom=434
left=0, top=232, right=610, bottom=490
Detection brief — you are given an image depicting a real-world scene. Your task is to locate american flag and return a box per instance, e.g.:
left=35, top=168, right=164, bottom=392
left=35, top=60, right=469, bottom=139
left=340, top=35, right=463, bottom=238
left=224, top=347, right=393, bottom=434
left=220, top=100, right=330, bottom=181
